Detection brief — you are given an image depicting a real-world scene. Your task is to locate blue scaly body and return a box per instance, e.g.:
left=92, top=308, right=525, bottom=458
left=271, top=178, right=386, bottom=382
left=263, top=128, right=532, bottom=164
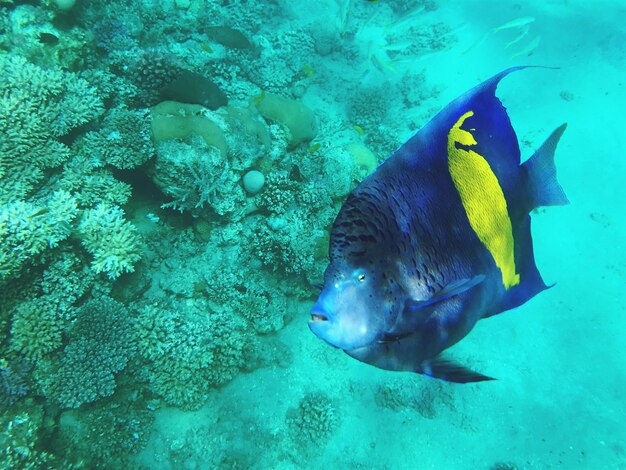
left=309, top=68, right=568, bottom=383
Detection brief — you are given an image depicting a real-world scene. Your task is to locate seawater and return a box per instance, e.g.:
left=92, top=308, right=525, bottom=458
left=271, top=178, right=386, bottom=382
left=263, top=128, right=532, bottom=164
left=0, top=0, right=624, bottom=468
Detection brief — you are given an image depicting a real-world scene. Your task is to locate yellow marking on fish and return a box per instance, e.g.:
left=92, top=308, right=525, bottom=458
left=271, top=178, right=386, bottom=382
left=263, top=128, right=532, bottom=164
left=447, top=111, right=520, bottom=289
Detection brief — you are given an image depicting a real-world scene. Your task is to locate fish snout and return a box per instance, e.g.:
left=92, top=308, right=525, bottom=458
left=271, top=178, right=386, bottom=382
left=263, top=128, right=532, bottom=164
left=310, top=311, right=328, bottom=323
left=310, top=298, right=332, bottom=323
left=309, top=301, right=335, bottom=343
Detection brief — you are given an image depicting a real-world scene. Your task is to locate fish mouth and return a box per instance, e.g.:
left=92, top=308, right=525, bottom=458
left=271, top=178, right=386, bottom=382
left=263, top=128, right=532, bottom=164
left=308, top=312, right=334, bottom=345
left=310, top=313, right=328, bottom=322
left=309, top=303, right=332, bottom=342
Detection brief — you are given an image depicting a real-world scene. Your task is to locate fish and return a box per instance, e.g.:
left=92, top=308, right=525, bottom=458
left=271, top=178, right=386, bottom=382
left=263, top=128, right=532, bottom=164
left=309, top=67, right=568, bottom=383
left=492, top=16, right=535, bottom=33
left=505, top=25, right=530, bottom=49
left=512, top=35, right=541, bottom=57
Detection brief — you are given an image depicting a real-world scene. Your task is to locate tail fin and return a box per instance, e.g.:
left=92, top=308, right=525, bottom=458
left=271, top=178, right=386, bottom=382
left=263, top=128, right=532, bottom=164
left=522, top=124, right=569, bottom=209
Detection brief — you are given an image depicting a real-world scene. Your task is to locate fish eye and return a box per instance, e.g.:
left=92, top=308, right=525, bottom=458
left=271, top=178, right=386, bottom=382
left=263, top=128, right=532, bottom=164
left=352, top=268, right=367, bottom=283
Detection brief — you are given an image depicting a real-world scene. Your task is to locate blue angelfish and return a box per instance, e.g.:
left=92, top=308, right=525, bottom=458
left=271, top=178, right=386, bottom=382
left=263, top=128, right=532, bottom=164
left=309, top=67, right=568, bottom=383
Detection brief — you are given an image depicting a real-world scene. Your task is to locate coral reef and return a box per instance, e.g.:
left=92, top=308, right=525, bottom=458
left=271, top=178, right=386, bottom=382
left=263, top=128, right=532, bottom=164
left=287, top=392, right=338, bottom=444
left=78, top=204, right=142, bottom=280
left=0, top=54, right=103, bottom=202
left=54, top=395, right=155, bottom=468
left=0, top=359, right=28, bottom=407
left=0, top=190, right=77, bottom=283
left=35, top=297, right=135, bottom=408
left=0, top=0, right=447, bottom=466
left=374, top=378, right=456, bottom=418
left=135, top=299, right=249, bottom=410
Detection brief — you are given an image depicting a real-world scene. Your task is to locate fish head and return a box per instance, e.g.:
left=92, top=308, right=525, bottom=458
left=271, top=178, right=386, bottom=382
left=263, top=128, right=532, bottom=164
left=309, top=261, right=395, bottom=350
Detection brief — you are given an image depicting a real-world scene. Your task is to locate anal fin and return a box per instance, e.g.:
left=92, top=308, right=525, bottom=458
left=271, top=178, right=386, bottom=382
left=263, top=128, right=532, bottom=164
left=420, top=357, right=495, bottom=383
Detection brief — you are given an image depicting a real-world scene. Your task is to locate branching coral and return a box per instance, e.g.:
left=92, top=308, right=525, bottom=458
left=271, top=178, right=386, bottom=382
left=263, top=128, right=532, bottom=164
left=7, top=253, right=94, bottom=366
left=78, top=204, right=142, bottom=279
left=252, top=216, right=316, bottom=276
left=0, top=190, right=77, bottom=284
left=286, top=392, right=338, bottom=444
left=55, top=397, right=154, bottom=468
left=0, top=403, right=56, bottom=468
left=77, top=107, right=155, bottom=170
left=10, top=298, right=64, bottom=362
left=136, top=300, right=248, bottom=410
left=148, top=102, right=268, bottom=219
left=0, top=359, right=28, bottom=407
left=40, top=251, right=96, bottom=321
left=255, top=171, right=299, bottom=216
left=58, top=155, right=132, bottom=207
left=235, top=289, right=287, bottom=335
left=35, top=297, right=135, bottom=408
left=152, top=137, right=247, bottom=218
left=0, top=53, right=103, bottom=202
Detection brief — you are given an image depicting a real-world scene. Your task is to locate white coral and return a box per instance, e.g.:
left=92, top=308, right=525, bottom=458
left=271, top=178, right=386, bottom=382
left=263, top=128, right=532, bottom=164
left=0, top=190, right=77, bottom=282
left=78, top=204, right=142, bottom=279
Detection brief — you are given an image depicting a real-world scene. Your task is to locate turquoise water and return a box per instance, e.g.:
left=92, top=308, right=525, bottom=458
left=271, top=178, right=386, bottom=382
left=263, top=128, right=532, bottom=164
left=1, top=0, right=624, bottom=468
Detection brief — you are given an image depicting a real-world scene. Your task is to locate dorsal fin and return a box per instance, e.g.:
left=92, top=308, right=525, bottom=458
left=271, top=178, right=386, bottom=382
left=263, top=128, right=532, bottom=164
left=398, top=67, right=529, bottom=173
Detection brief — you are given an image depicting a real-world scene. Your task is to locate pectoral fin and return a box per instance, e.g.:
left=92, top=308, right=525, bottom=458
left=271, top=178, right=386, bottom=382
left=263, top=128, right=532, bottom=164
left=386, top=275, right=486, bottom=340
left=405, top=274, right=486, bottom=312
left=420, top=356, right=495, bottom=383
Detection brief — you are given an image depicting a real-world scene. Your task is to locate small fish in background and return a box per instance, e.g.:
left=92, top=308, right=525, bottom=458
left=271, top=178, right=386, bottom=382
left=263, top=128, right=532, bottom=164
left=505, top=25, right=530, bottom=49
left=512, top=35, right=541, bottom=57
left=493, top=16, right=540, bottom=57
left=309, top=68, right=568, bottom=383
left=491, top=16, right=536, bottom=34
left=464, top=16, right=540, bottom=57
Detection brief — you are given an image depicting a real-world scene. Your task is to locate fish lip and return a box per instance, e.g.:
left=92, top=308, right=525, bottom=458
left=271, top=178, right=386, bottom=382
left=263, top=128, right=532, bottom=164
left=310, top=300, right=330, bottom=323
left=308, top=316, right=333, bottom=342
left=310, top=313, right=328, bottom=322
left=308, top=306, right=331, bottom=338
